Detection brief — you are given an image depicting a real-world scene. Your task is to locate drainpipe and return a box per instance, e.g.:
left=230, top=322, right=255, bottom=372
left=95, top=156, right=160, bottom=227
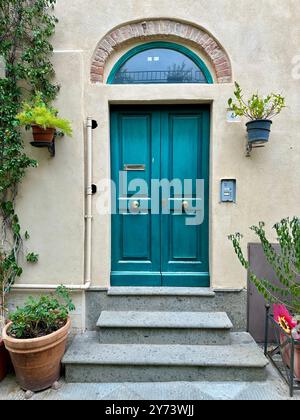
left=84, top=116, right=94, bottom=290
left=13, top=117, right=96, bottom=294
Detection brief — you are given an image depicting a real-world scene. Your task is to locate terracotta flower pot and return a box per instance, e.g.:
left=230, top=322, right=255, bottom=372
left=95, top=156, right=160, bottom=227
left=3, top=318, right=70, bottom=392
left=0, top=338, right=9, bottom=381
left=32, top=125, right=55, bottom=142
left=280, top=333, right=300, bottom=381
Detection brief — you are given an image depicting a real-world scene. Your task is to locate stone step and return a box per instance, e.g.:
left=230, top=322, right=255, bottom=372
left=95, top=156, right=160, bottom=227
left=107, top=287, right=216, bottom=297
left=86, top=288, right=247, bottom=332
left=63, top=332, right=268, bottom=384
left=87, top=288, right=217, bottom=326
left=96, top=311, right=233, bottom=345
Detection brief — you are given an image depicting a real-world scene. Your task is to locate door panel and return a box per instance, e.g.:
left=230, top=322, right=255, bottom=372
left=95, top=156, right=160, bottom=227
left=172, top=216, right=198, bottom=259
left=111, top=106, right=210, bottom=287
left=161, top=109, right=210, bottom=286
left=111, top=110, right=161, bottom=286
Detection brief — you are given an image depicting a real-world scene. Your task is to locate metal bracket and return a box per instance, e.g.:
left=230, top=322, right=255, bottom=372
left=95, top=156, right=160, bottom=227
left=246, top=142, right=265, bottom=157
left=246, top=142, right=252, bottom=157
left=30, top=138, right=55, bottom=157
left=92, top=120, right=98, bottom=130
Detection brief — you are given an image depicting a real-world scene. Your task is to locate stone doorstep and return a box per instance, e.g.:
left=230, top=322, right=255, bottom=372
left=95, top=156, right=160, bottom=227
left=96, top=311, right=233, bottom=345
left=63, top=332, right=269, bottom=383
left=96, top=311, right=233, bottom=330
left=63, top=332, right=267, bottom=367
left=98, top=328, right=231, bottom=346
left=107, top=287, right=216, bottom=297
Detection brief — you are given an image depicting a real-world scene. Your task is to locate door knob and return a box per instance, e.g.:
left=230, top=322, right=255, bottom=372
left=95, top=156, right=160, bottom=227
left=182, top=201, right=189, bottom=211
left=131, top=200, right=140, bottom=209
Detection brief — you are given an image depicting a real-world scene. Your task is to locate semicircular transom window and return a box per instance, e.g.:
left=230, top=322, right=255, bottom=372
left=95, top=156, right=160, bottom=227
left=109, top=43, right=212, bottom=85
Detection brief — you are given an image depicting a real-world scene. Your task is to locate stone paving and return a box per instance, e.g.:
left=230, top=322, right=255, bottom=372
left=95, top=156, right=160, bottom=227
left=0, top=365, right=299, bottom=400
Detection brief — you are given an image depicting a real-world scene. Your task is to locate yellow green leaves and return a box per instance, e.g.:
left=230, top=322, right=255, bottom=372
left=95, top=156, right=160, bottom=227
left=17, top=93, right=72, bottom=136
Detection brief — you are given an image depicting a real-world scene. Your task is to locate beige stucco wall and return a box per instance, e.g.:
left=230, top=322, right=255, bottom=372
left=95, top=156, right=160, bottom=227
left=13, top=0, right=300, bottom=327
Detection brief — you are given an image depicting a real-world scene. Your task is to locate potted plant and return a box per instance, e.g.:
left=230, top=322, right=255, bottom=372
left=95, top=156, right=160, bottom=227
left=0, top=274, right=7, bottom=382
left=0, top=249, right=17, bottom=382
left=228, top=82, right=285, bottom=145
left=272, top=304, right=300, bottom=375
left=2, top=286, right=75, bottom=392
left=0, top=313, right=10, bottom=382
left=229, top=217, right=300, bottom=378
left=0, top=323, right=10, bottom=382
left=16, top=93, right=72, bottom=143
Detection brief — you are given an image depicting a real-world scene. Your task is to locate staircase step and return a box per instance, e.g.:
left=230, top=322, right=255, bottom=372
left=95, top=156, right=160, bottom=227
left=96, top=311, right=233, bottom=345
left=87, top=289, right=226, bottom=331
left=107, top=287, right=216, bottom=297
left=63, top=332, right=268, bottom=383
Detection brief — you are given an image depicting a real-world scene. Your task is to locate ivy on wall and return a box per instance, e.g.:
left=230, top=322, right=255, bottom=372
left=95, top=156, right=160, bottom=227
left=0, top=0, right=59, bottom=325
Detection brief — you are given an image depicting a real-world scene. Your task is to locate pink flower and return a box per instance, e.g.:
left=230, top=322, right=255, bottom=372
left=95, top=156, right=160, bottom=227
left=273, top=304, right=297, bottom=334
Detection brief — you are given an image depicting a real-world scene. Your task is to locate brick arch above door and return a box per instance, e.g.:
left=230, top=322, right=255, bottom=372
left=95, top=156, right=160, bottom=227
left=90, top=19, right=232, bottom=84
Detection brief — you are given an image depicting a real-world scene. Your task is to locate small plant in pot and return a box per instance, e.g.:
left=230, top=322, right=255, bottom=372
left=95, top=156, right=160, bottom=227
left=0, top=207, right=41, bottom=381
left=16, top=93, right=72, bottom=143
left=228, top=82, right=285, bottom=145
left=229, top=217, right=300, bottom=379
left=0, top=247, right=23, bottom=382
left=2, top=286, right=75, bottom=392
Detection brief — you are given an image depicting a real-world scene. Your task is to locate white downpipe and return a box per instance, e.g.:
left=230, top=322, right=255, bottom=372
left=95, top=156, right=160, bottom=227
left=13, top=118, right=94, bottom=299
left=84, top=116, right=93, bottom=290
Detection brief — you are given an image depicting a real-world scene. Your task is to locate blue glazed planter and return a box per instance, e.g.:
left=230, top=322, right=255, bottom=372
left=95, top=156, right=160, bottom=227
left=246, top=119, right=272, bottom=145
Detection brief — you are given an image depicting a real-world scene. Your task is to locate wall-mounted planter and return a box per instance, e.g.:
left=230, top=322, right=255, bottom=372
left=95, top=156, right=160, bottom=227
left=30, top=125, right=57, bottom=157
left=246, top=119, right=272, bottom=145
left=32, top=125, right=55, bottom=143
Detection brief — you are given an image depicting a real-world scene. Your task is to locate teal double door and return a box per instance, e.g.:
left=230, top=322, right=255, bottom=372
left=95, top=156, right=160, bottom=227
left=111, top=105, right=210, bottom=287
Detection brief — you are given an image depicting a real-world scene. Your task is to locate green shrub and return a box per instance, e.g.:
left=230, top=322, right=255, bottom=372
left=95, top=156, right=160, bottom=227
left=228, top=82, right=285, bottom=121
left=229, top=217, right=300, bottom=314
left=8, top=286, right=75, bottom=339
left=16, top=93, right=72, bottom=136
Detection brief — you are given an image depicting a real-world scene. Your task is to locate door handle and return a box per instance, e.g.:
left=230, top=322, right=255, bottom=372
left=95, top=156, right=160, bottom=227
left=131, top=200, right=140, bottom=210
left=182, top=201, right=189, bottom=211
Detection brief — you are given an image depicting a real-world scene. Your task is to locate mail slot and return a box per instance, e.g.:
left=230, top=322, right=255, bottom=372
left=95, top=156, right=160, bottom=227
left=123, top=164, right=146, bottom=172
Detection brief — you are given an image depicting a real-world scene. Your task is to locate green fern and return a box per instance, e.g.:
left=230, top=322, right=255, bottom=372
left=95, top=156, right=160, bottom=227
left=16, top=92, right=72, bottom=136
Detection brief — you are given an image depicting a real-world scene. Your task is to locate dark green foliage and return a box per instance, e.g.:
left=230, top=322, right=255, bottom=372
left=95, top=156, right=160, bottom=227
left=229, top=218, right=300, bottom=314
left=0, top=1, right=58, bottom=328
left=26, top=252, right=39, bottom=263
left=8, top=286, right=75, bottom=339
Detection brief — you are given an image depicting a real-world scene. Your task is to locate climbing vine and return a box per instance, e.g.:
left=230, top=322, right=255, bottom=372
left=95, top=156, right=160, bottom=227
left=0, top=0, right=59, bottom=328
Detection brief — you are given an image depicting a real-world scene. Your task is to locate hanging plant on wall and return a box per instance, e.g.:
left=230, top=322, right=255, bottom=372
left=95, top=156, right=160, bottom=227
left=0, top=0, right=59, bottom=377
left=16, top=92, right=72, bottom=143
left=228, top=82, right=286, bottom=146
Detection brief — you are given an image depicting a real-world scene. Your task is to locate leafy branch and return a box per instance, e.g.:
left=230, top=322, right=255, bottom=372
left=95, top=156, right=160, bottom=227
left=229, top=218, right=300, bottom=314
left=228, top=82, right=285, bottom=121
